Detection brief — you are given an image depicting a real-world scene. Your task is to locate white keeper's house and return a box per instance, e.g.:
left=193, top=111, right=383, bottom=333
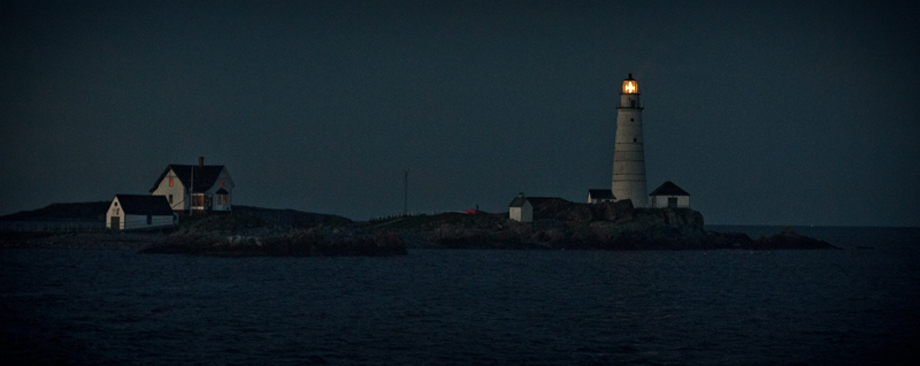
left=149, top=157, right=234, bottom=214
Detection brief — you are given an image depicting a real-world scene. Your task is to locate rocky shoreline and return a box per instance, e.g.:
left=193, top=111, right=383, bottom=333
left=133, top=206, right=407, bottom=257
left=139, top=227, right=407, bottom=257
left=1, top=201, right=837, bottom=255
left=0, top=231, right=165, bottom=251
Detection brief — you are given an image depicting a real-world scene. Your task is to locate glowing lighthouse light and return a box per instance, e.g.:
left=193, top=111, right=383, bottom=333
left=622, top=75, right=638, bottom=94
left=624, top=82, right=636, bottom=93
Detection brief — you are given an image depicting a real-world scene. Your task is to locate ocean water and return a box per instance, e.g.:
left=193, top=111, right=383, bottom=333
left=2, top=226, right=918, bottom=365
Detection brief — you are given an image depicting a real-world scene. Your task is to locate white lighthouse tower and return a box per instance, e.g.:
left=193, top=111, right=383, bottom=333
left=611, top=73, right=647, bottom=207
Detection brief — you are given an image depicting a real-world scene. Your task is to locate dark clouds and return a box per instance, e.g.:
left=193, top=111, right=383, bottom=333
left=2, top=0, right=919, bottom=226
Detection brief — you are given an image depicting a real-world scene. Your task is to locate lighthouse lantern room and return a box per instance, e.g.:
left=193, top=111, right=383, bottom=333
left=622, top=77, right=638, bottom=94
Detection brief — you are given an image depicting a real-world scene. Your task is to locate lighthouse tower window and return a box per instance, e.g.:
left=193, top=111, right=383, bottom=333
left=631, top=100, right=636, bottom=107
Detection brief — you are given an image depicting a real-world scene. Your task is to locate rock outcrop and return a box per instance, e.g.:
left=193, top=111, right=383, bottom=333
left=139, top=207, right=406, bottom=257
left=750, top=226, right=836, bottom=250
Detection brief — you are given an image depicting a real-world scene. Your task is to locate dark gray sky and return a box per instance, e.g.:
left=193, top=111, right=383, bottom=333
left=2, top=0, right=919, bottom=226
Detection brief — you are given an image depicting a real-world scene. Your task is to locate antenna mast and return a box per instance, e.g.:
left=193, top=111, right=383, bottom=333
left=189, top=165, right=194, bottom=216
left=403, top=169, right=408, bottom=216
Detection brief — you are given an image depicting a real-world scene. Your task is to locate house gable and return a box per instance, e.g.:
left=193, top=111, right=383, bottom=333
left=149, top=162, right=234, bottom=212
left=150, top=167, right=187, bottom=211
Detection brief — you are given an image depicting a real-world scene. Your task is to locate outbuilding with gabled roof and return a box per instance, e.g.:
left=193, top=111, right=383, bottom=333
left=648, top=181, right=690, bottom=208
left=508, top=193, right=533, bottom=223
left=106, top=194, right=178, bottom=230
left=587, top=189, right=616, bottom=204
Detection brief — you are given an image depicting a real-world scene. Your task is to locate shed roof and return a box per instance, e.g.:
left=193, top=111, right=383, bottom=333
left=114, top=195, right=175, bottom=215
left=588, top=189, right=616, bottom=200
left=508, top=194, right=530, bottom=208
left=149, top=164, right=226, bottom=193
left=649, top=181, right=690, bottom=196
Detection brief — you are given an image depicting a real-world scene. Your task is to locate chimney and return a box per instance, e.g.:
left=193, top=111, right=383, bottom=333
left=198, top=156, right=204, bottom=168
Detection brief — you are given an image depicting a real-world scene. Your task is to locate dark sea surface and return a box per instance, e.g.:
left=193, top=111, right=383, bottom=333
left=2, top=226, right=919, bottom=365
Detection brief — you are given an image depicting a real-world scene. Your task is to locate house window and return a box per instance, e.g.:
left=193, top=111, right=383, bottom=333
left=168, top=194, right=173, bottom=204
left=219, top=179, right=225, bottom=188
left=169, top=177, right=174, bottom=187
left=668, top=197, right=678, bottom=208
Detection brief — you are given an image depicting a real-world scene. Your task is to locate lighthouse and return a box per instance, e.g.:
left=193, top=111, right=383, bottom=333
left=611, top=73, right=647, bottom=207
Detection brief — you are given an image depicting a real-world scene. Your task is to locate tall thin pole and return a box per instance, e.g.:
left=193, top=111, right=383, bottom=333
left=403, top=170, right=408, bottom=216
left=189, top=165, right=194, bottom=216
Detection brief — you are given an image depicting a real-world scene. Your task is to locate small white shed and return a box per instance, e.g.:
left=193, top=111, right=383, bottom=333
left=587, top=189, right=616, bottom=204
left=508, top=193, right=533, bottom=223
left=648, top=181, right=690, bottom=208
left=106, top=194, right=178, bottom=230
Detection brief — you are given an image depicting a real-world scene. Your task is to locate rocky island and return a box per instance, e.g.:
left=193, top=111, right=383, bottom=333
left=371, top=198, right=836, bottom=250
left=1, top=199, right=836, bottom=255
